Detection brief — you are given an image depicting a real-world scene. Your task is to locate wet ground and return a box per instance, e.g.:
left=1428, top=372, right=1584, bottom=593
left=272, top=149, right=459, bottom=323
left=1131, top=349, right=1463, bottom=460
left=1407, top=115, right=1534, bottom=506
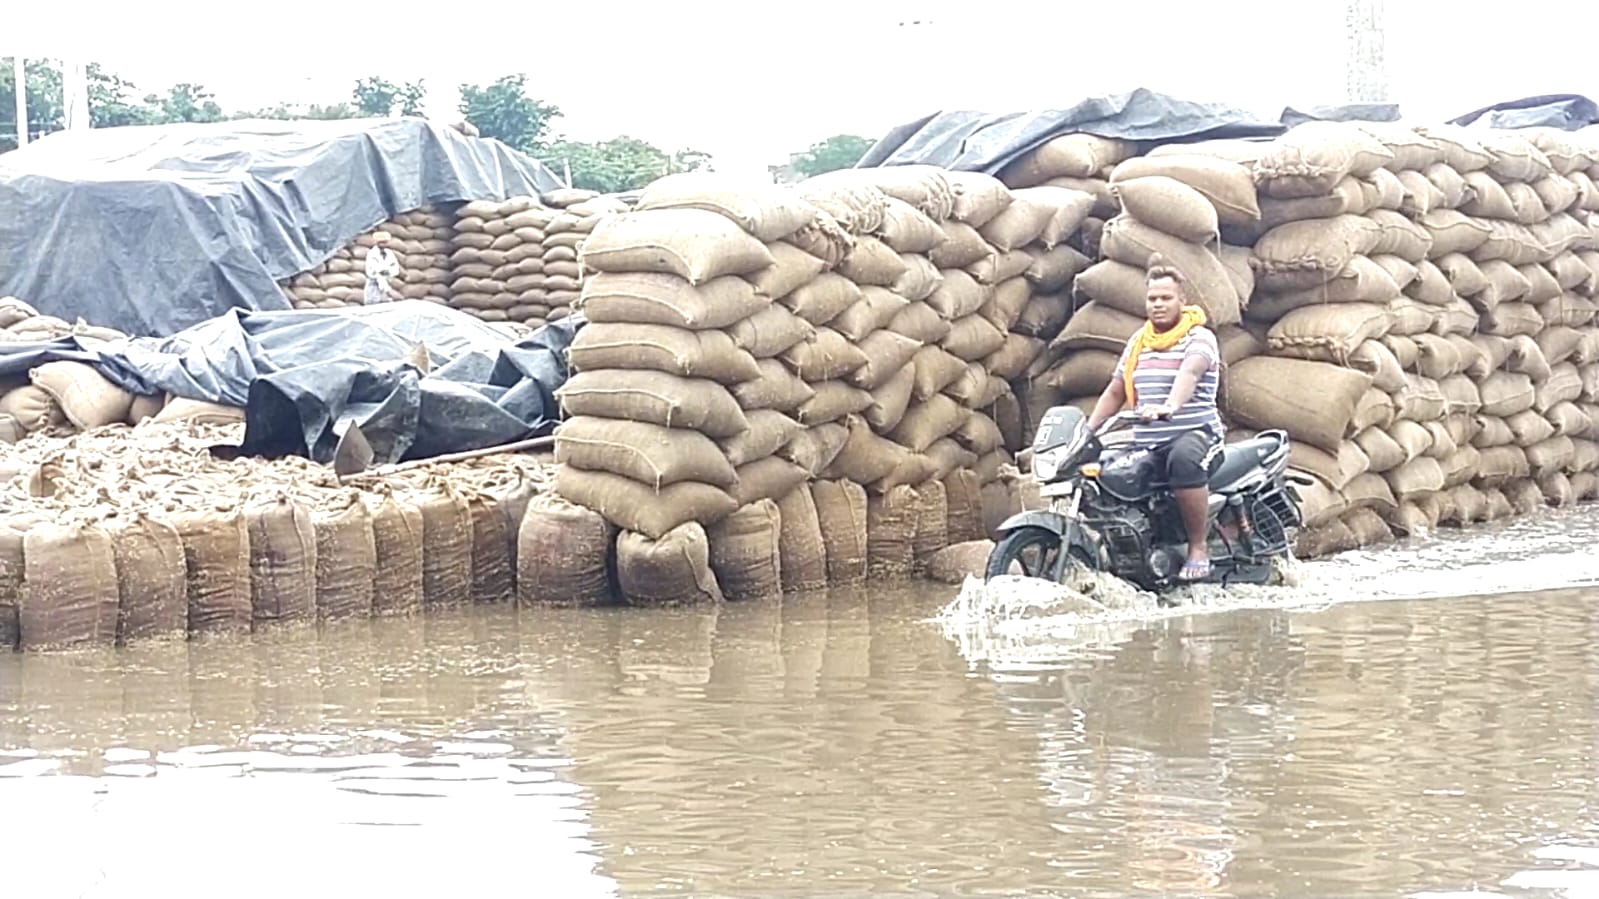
left=3, top=511, right=1598, bottom=897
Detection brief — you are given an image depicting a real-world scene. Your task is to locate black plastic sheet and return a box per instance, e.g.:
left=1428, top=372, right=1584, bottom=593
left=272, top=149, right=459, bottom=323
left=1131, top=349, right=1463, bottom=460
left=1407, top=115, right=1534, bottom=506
left=2, top=302, right=580, bottom=466
left=1280, top=103, right=1402, bottom=127
left=1448, top=94, right=1599, bottom=130
left=855, top=88, right=1285, bottom=173
left=0, top=118, right=562, bottom=338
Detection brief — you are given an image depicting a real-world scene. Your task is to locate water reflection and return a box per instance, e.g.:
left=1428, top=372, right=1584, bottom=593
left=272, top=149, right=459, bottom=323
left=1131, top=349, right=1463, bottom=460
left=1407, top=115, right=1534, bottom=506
left=0, top=579, right=1597, bottom=897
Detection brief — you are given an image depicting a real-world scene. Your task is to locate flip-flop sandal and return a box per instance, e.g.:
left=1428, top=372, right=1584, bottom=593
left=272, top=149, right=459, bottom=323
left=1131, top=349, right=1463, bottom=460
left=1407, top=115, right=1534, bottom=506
left=1178, top=559, right=1211, bottom=582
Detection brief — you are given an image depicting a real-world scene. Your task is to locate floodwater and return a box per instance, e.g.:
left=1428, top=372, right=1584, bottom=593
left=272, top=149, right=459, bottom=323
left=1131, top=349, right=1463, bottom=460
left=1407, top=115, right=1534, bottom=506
left=3, top=514, right=1599, bottom=897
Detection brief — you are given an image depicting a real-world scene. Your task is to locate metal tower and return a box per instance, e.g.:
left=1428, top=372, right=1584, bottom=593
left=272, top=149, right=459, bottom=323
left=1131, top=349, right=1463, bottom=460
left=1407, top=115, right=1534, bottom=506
left=1345, top=0, right=1388, bottom=102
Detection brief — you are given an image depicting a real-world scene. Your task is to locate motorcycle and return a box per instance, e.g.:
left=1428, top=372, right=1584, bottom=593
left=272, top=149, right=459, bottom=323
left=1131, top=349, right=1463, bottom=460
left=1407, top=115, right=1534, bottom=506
left=986, top=405, right=1310, bottom=592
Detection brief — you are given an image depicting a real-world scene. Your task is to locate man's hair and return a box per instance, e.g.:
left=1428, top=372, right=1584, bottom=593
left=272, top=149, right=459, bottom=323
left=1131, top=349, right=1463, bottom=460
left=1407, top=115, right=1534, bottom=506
left=1145, top=255, right=1188, bottom=297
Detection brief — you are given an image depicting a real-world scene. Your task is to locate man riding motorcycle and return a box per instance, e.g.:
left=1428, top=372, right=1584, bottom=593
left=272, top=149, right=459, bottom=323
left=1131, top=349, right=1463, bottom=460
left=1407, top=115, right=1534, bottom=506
left=1083, top=262, right=1223, bottom=582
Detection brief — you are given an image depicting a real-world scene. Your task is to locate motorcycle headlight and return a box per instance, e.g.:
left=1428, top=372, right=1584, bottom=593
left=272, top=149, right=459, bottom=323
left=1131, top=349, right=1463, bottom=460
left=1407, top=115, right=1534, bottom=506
left=1033, top=450, right=1060, bottom=482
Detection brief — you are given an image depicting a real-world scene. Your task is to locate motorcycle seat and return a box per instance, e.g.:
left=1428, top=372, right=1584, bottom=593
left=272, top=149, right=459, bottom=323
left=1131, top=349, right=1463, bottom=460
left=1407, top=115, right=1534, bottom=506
left=1209, top=435, right=1284, bottom=492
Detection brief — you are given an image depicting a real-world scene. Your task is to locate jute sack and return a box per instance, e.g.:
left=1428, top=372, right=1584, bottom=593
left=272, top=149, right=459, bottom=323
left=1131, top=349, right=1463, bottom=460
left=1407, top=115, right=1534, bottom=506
left=1012, top=293, right=1072, bottom=342
left=1075, top=260, right=1152, bottom=318
left=1384, top=456, right=1446, bottom=499
left=1109, top=155, right=1261, bottom=225
left=929, top=220, right=995, bottom=269
left=1525, top=435, right=1576, bottom=477
left=1025, top=187, right=1098, bottom=249
left=243, top=495, right=316, bottom=622
left=1052, top=302, right=1143, bottom=354
left=733, top=359, right=816, bottom=414
left=730, top=456, right=809, bottom=508
left=892, top=254, right=943, bottom=301
left=170, top=509, right=253, bottom=634
left=1253, top=215, right=1384, bottom=291
left=1355, top=426, right=1408, bottom=473
left=707, top=500, right=784, bottom=601
left=1100, top=216, right=1240, bottom=323
left=978, top=192, right=1060, bottom=251
left=1245, top=256, right=1401, bottom=322
left=103, top=514, right=187, bottom=643
left=978, top=277, right=1034, bottom=333
left=776, top=486, right=828, bottom=592
left=467, top=476, right=537, bottom=604
left=867, top=484, right=920, bottom=579
left=311, top=495, right=376, bottom=619
left=1540, top=471, right=1576, bottom=507
left=1290, top=440, right=1370, bottom=491
left=516, top=493, right=616, bottom=606
left=1043, top=350, right=1117, bottom=396
left=1388, top=419, right=1434, bottom=461
left=877, top=197, right=947, bottom=254
left=779, top=421, right=849, bottom=475
left=399, top=486, right=472, bottom=610
left=556, top=416, right=738, bottom=488
left=848, top=330, right=923, bottom=391
left=985, top=334, right=1046, bottom=381
left=822, top=415, right=912, bottom=485
left=780, top=272, right=863, bottom=324
left=581, top=209, right=776, bottom=283
left=558, top=369, right=749, bottom=439
left=720, top=410, right=803, bottom=467
left=29, top=361, right=134, bottom=430
left=1225, top=357, right=1373, bottom=452
left=1295, top=518, right=1358, bottom=558
left=999, top=133, right=1132, bottom=186
left=1341, top=507, right=1394, bottom=547
left=568, top=323, right=761, bottom=385
left=0, top=518, right=29, bottom=649
left=927, top=269, right=990, bottom=319
left=944, top=469, right=986, bottom=543
left=1027, top=245, right=1092, bottom=292
left=910, top=478, right=950, bottom=564
left=366, top=492, right=424, bottom=616
left=1477, top=372, right=1536, bottom=417
left=942, top=315, right=1007, bottom=362
left=811, top=479, right=869, bottom=586
left=634, top=173, right=818, bottom=242
left=864, top=365, right=916, bottom=432
left=889, top=301, right=953, bottom=345
left=580, top=273, right=767, bottom=330
left=1266, top=303, right=1397, bottom=363
left=616, top=524, right=724, bottom=605
left=832, top=287, right=910, bottom=343
left=1111, top=176, right=1220, bottom=243
left=1367, top=210, right=1434, bottom=263
left=0, top=384, right=65, bottom=432
left=1476, top=446, right=1531, bottom=486
left=781, top=328, right=871, bottom=382
left=945, top=170, right=1012, bottom=227
left=795, top=379, right=873, bottom=426
left=1421, top=210, right=1492, bottom=259
left=1255, top=122, right=1396, bottom=198
left=556, top=466, right=737, bottom=540
left=838, top=236, right=912, bottom=287
left=20, top=522, right=119, bottom=649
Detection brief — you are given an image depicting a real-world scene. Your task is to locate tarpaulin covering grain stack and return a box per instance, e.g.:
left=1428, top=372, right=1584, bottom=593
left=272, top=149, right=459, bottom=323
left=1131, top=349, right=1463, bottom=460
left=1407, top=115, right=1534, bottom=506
left=0, top=118, right=561, bottom=336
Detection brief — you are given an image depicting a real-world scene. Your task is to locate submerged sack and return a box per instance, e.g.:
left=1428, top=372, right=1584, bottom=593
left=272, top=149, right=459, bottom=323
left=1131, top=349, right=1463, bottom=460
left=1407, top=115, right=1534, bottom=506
left=707, top=500, right=784, bottom=601
left=616, top=523, right=724, bottom=605
left=517, top=494, right=617, bottom=606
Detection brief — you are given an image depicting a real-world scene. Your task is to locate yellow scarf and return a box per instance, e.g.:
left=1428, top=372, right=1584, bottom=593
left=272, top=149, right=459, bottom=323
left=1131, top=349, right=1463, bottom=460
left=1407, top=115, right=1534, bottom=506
left=1123, top=305, right=1208, bottom=408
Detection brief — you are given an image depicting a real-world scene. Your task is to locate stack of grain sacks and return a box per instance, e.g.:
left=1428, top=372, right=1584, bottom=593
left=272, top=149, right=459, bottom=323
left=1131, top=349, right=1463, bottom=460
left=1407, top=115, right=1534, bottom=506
left=550, top=169, right=1102, bottom=601
left=449, top=193, right=628, bottom=327
left=539, top=189, right=631, bottom=325
left=998, top=134, right=1135, bottom=432
left=1046, top=144, right=1262, bottom=422
left=279, top=207, right=454, bottom=309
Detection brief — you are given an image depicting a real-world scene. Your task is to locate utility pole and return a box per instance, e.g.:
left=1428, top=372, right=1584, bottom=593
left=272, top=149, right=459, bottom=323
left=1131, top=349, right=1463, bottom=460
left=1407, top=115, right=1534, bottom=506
left=1345, top=0, right=1388, bottom=102
left=12, top=57, right=26, bottom=147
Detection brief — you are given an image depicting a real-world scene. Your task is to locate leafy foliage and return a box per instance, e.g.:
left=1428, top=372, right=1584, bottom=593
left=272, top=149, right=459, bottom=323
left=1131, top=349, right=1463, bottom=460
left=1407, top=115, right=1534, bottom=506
left=546, top=136, right=713, bottom=193
left=353, top=77, right=426, bottom=117
left=789, top=134, right=875, bottom=177
left=457, top=74, right=560, bottom=154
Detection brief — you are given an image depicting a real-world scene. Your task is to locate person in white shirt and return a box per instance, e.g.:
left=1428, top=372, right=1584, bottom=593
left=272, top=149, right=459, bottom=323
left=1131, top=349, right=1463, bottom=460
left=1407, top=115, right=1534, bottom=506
left=363, top=231, right=402, bottom=305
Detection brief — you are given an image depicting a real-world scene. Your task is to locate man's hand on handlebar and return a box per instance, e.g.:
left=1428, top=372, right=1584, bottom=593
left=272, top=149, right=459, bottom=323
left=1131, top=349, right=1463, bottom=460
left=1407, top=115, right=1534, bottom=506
left=1137, top=404, right=1174, bottom=422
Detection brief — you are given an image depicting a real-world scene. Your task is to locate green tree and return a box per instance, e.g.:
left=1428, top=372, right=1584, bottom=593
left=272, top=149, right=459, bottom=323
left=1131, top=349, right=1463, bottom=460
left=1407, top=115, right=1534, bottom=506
left=353, top=76, right=426, bottom=117
left=0, top=57, right=65, bottom=150
left=236, top=101, right=359, bottom=121
left=458, top=74, right=560, bottom=154
left=789, top=134, right=875, bottom=177
left=85, top=63, right=156, bottom=128
left=150, top=83, right=225, bottom=124
left=547, top=136, right=712, bottom=194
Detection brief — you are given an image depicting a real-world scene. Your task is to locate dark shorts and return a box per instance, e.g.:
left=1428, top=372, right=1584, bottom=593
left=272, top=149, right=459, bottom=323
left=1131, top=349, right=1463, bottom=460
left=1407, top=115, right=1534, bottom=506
left=1153, top=429, right=1224, bottom=489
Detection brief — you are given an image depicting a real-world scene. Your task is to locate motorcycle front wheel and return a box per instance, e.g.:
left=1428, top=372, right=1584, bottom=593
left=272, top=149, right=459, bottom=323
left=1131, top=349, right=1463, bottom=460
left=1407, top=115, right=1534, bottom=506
left=986, top=526, right=1070, bottom=580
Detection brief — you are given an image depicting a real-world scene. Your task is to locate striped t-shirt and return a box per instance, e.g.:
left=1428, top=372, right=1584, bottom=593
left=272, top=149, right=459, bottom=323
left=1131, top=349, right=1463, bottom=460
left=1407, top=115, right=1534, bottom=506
left=1115, top=325, right=1224, bottom=449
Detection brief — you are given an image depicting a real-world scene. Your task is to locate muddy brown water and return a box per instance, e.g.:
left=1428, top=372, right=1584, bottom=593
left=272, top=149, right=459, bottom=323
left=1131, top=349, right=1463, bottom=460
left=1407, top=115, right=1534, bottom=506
left=3, top=512, right=1599, bottom=897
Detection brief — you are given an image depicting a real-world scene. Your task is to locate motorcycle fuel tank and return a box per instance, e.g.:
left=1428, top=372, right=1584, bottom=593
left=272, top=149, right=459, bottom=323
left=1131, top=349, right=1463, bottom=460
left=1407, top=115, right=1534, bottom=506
left=1095, top=446, right=1158, bottom=502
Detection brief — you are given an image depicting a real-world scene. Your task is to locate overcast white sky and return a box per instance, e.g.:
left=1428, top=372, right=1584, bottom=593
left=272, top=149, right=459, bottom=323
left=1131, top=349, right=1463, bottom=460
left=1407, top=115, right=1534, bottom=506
left=5, top=0, right=1596, bottom=174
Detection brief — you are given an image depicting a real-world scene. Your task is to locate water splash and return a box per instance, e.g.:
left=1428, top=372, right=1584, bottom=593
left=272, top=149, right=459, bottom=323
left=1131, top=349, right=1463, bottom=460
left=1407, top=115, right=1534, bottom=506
left=939, top=507, right=1599, bottom=667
